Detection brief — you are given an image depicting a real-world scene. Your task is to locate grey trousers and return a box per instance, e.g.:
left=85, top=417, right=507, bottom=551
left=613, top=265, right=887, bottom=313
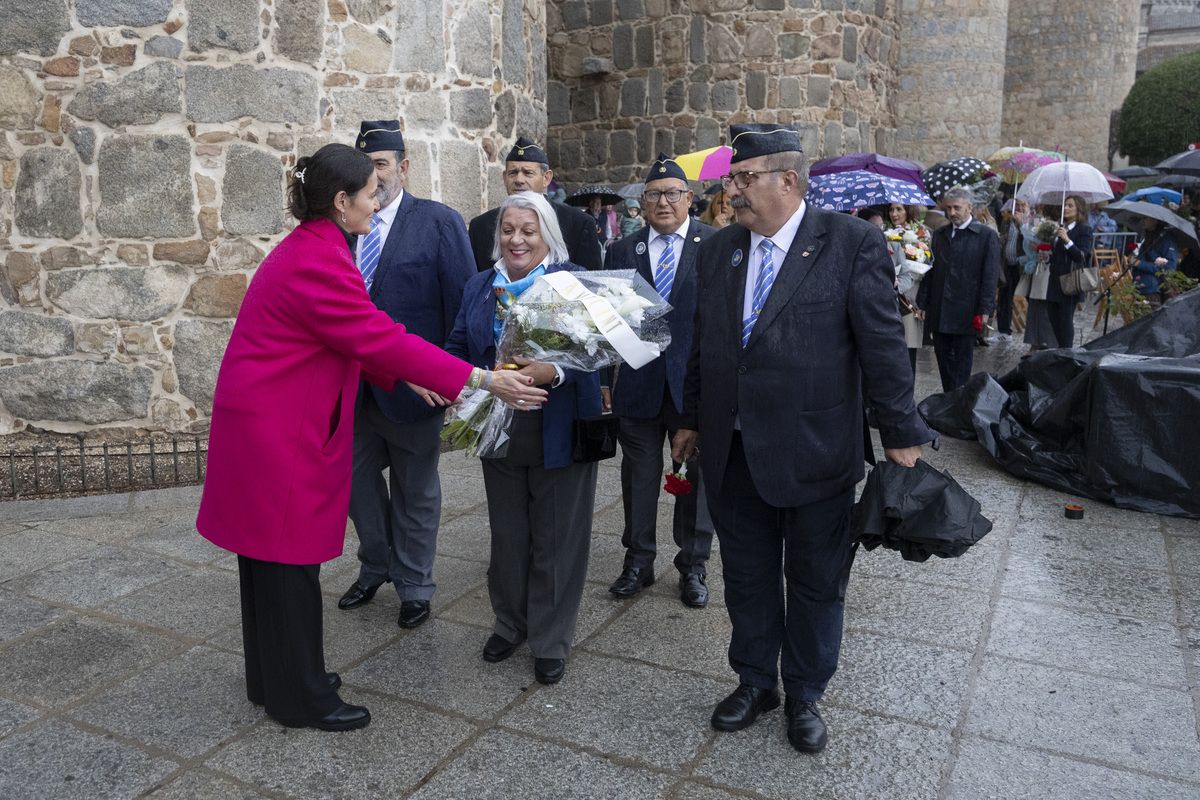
left=347, top=391, right=444, bottom=602
left=481, top=410, right=598, bottom=659
left=617, top=388, right=714, bottom=575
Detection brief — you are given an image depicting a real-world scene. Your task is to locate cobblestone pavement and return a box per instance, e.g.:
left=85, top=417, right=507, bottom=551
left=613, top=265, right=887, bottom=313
left=2, top=319, right=1200, bottom=799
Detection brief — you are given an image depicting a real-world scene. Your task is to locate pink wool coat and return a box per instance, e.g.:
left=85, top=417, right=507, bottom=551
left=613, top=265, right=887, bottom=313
left=197, top=218, right=473, bottom=564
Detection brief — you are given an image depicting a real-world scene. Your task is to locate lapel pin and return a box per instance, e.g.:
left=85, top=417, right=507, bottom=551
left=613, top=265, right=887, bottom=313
left=732, top=249, right=743, bottom=267
left=693, top=236, right=701, bottom=243
left=636, top=242, right=646, bottom=255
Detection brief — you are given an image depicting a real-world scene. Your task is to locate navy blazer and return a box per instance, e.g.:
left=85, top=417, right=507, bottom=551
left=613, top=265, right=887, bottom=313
left=1045, top=222, right=1092, bottom=303
left=445, top=261, right=602, bottom=470
left=468, top=203, right=603, bottom=273
left=920, top=219, right=1001, bottom=335
left=682, top=208, right=934, bottom=508
left=604, top=218, right=716, bottom=418
left=362, top=191, right=476, bottom=423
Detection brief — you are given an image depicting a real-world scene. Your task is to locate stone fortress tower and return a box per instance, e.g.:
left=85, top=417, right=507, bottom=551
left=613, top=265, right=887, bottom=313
left=0, top=0, right=1140, bottom=436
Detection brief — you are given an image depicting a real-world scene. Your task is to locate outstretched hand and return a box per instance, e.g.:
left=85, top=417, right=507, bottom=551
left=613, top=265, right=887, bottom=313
left=486, top=369, right=548, bottom=410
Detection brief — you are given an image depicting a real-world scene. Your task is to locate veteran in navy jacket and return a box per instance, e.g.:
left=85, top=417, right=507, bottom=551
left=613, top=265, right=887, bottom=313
left=671, top=124, right=934, bottom=755
left=468, top=137, right=603, bottom=273
left=603, top=153, right=716, bottom=609
left=337, top=121, right=476, bottom=629
left=447, top=191, right=601, bottom=687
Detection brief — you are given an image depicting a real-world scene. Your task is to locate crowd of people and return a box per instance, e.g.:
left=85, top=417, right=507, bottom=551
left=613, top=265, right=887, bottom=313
left=195, top=117, right=1192, bottom=757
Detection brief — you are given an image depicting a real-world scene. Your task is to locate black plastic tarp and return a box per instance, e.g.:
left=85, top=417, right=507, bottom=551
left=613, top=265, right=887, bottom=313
left=918, top=287, right=1200, bottom=518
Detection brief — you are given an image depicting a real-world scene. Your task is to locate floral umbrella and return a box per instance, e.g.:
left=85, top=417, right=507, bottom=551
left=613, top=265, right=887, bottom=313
left=810, top=153, right=927, bottom=192
left=805, top=171, right=934, bottom=212
left=985, top=147, right=1065, bottom=184
left=921, top=157, right=990, bottom=200
left=674, top=146, right=733, bottom=181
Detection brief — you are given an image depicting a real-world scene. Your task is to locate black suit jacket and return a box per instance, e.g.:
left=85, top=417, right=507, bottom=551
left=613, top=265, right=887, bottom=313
left=1046, top=222, right=1092, bottom=303
left=683, top=207, right=934, bottom=507
left=604, top=218, right=716, bottom=418
left=468, top=202, right=603, bottom=273
left=920, top=219, right=1001, bottom=335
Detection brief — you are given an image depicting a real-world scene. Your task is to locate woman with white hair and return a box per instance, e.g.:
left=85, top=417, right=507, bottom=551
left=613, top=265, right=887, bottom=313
left=445, top=191, right=602, bottom=686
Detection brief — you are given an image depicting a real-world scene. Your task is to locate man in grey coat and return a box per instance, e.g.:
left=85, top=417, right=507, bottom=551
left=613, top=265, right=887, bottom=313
left=672, top=124, right=934, bottom=755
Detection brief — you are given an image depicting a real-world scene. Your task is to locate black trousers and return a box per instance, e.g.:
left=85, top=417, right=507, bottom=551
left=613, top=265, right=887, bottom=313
left=995, top=262, right=1021, bottom=334
left=931, top=332, right=975, bottom=392
left=238, top=555, right=339, bottom=723
left=1045, top=299, right=1076, bottom=348
left=709, top=433, right=856, bottom=701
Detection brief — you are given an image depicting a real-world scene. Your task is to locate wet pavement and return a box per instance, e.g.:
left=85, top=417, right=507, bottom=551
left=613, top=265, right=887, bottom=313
left=2, top=310, right=1199, bottom=799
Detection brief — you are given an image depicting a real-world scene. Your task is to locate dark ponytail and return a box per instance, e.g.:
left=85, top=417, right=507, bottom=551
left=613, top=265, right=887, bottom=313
left=287, top=143, right=374, bottom=222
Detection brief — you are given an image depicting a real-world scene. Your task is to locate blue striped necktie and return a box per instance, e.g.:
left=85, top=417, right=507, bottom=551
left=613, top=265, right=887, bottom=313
left=742, top=239, right=776, bottom=347
left=357, top=214, right=383, bottom=292
left=653, top=233, right=677, bottom=299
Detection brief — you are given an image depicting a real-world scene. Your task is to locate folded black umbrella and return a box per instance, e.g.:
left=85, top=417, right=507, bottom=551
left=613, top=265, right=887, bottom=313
left=850, top=459, right=993, bottom=562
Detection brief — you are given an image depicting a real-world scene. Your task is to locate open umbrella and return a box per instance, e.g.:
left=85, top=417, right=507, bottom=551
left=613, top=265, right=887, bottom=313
left=703, top=184, right=724, bottom=196
left=921, top=157, right=990, bottom=200
left=566, top=184, right=623, bottom=207
left=1112, top=165, right=1163, bottom=180
left=1015, top=161, right=1114, bottom=208
left=1106, top=200, right=1199, bottom=248
left=1122, top=186, right=1183, bottom=206
left=1156, top=174, right=1200, bottom=190
left=1155, top=145, right=1200, bottom=177
left=850, top=459, right=993, bottom=563
left=674, top=146, right=732, bottom=181
left=986, top=147, right=1065, bottom=184
left=617, top=182, right=644, bottom=199
left=810, top=153, right=927, bottom=192
left=1103, top=172, right=1127, bottom=195
left=805, top=171, right=934, bottom=212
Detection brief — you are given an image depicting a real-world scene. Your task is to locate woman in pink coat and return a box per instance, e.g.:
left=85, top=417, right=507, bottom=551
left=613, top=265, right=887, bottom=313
left=197, top=144, right=545, bottom=732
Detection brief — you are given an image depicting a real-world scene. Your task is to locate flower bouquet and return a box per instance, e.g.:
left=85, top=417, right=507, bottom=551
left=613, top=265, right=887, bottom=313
left=884, top=223, right=933, bottom=276
left=1018, top=216, right=1060, bottom=275
left=442, top=270, right=672, bottom=459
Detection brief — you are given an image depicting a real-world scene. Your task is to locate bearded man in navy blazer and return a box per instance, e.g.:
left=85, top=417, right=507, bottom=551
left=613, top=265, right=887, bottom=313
left=672, top=124, right=934, bottom=754
left=337, top=120, right=476, bottom=630
left=603, top=153, right=716, bottom=608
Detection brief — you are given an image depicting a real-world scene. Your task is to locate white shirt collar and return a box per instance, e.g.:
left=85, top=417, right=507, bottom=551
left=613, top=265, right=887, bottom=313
left=376, top=188, right=403, bottom=226
left=749, top=200, right=806, bottom=257
left=493, top=254, right=552, bottom=282
left=1066, top=221, right=1076, bottom=231
left=647, top=216, right=690, bottom=246
left=954, top=216, right=973, bottom=232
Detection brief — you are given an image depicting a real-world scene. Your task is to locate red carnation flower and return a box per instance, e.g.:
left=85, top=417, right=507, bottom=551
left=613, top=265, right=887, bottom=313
left=973, top=315, right=983, bottom=331
left=664, top=461, right=693, bottom=496
left=1036, top=243, right=1052, bottom=252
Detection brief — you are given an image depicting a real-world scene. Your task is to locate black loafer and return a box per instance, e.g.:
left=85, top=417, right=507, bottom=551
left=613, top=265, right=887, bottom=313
left=249, top=672, right=340, bottom=706
left=711, top=684, right=780, bottom=732
left=398, top=599, right=431, bottom=628
left=608, top=567, right=654, bottom=597
left=785, top=696, right=828, bottom=753
left=534, top=657, right=565, bottom=685
left=276, top=702, right=371, bottom=732
left=679, top=573, right=709, bottom=608
left=483, top=634, right=519, bottom=663
left=338, top=581, right=380, bottom=610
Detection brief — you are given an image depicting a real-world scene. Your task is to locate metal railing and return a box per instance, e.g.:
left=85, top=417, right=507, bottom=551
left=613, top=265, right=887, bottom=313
left=1, top=437, right=208, bottom=499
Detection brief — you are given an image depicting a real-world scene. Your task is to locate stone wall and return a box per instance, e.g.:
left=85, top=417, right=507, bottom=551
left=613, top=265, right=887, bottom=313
left=544, top=0, right=901, bottom=186
left=894, top=0, right=1010, bottom=166
left=1002, top=0, right=1140, bottom=167
left=0, top=0, right=546, bottom=435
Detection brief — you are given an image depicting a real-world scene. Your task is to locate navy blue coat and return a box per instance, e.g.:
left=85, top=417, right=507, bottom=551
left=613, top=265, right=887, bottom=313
left=604, top=219, right=716, bottom=419
left=919, top=219, right=1001, bottom=335
left=445, top=262, right=602, bottom=470
left=1045, top=222, right=1093, bottom=303
left=361, top=191, right=476, bottom=423
left=682, top=208, right=934, bottom=508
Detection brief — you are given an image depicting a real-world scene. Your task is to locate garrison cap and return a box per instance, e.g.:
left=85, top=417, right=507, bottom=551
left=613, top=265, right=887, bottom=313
left=728, top=124, right=803, bottom=164
left=356, top=120, right=405, bottom=153
left=506, top=136, right=548, bottom=164
left=647, top=152, right=687, bottom=182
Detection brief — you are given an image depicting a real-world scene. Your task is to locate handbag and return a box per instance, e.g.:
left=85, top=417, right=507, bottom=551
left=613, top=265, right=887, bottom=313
left=1013, top=273, right=1032, bottom=298
left=1059, top=265, right=1100, bottom=296
left=571, top=413, right=619, bottom=462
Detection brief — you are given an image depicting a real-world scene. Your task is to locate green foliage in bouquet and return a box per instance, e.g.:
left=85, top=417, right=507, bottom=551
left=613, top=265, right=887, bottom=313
left=1157, top=269, right=1199, bottom=298
left=1118, top=51, right=1200, bottom=164
left=1105, top=281, right=1153, bottom=323
left=1032, top=219, right=1059, bottom=243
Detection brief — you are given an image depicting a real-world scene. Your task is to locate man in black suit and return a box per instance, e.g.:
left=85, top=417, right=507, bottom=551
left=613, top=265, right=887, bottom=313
left=917, top=185, right=1001, bottom=391
left=603, top=153, right=716, bottom=608
left=468, top=137, right=602, bottom=272
left=337, top=120, right=475, bottom=629
left=672, top=124, right=934, bottom=754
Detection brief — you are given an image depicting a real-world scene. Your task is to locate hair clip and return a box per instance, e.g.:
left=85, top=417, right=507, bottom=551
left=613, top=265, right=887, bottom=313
left=293, top=168, right=306, bottom=183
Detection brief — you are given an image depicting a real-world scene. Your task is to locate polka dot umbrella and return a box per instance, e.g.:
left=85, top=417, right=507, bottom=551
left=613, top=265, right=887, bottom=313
left=921, top=157, right=990, bottom=201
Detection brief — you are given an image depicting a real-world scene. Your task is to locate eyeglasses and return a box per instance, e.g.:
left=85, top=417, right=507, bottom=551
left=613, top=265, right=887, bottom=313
left=722, top=170, right=786, bottom=190
left=643, top=189, right=686, bottom=204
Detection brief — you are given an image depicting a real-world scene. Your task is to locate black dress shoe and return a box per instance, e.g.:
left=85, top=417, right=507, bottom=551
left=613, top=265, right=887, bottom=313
left=249, top=672, right=341, bottom=706
left=608, top=567, right=654, bottom=597
left=276, top=702, right=371, bottom=732
left=534, top=657, right=565, bottom=685
left=711, top=684, right=780, bottom=732
left=483, top=634, right=518, bottom=663
left=784, top=696, right=828, bottom=753
left=679, top=573, right=709, bottom=608
left=338, top=581, right=380, bottom=610
left=398, top=599, right=431, bottom=628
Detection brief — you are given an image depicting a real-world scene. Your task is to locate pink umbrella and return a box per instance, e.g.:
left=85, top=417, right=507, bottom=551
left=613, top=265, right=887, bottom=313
left=674, top=146, right=732, bottom=181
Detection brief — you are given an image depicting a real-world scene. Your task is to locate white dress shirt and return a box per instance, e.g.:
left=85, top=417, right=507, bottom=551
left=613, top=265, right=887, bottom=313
left=355, top=188, right=404, bottom=264
left=742, top=201, right=807, bottom=329
left=647, top=216, right=691, bottom=292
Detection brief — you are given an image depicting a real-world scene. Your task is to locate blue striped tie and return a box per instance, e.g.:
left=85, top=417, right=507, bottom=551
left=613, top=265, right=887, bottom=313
left=742, top=239, right=776, bottom=347
left=653, top=233, right=677, bottom=299
left=357, top=214, right=383, bottom=292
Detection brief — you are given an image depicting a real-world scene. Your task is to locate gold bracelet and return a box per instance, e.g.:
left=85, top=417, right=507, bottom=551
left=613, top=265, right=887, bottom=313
left=467, top=367, right=483, bottom=390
